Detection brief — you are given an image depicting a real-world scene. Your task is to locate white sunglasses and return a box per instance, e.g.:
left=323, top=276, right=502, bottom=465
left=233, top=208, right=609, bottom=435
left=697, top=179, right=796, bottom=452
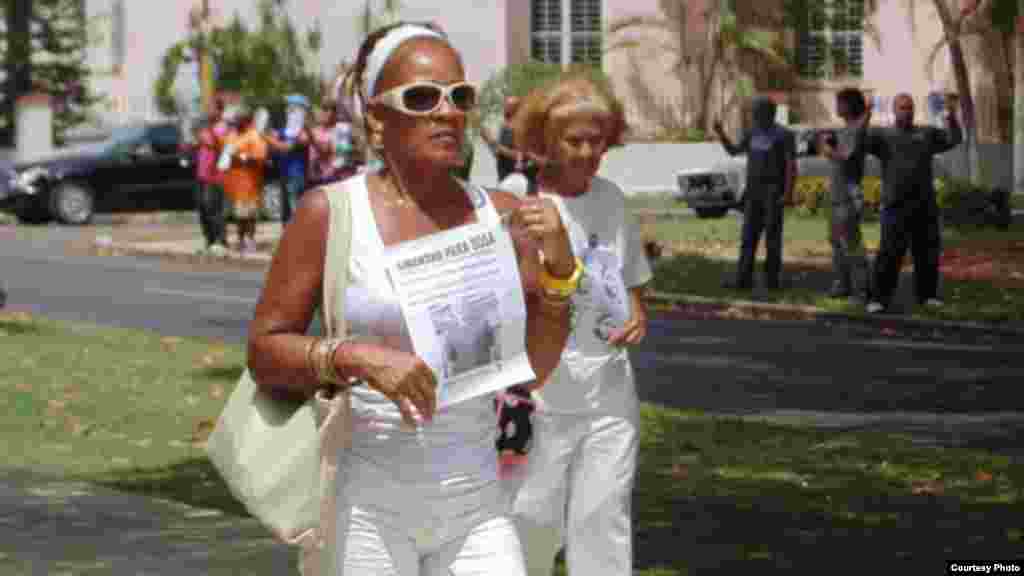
left=373, top=81, right=477, bottom=116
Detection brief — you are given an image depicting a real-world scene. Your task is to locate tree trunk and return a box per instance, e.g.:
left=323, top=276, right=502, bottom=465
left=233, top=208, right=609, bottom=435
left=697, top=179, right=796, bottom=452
left=4, top=0, right=32, bottom=147
left=1015, top=1, right=1024, bottom=198
left=932, top=0, right=982, bottom=185
left=949, top=40, right=983, bottom=185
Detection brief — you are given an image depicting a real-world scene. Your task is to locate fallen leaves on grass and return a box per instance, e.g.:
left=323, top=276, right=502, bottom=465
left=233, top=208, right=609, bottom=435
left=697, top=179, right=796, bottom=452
left=911, top=479, right=946, bottom=496
left=191, top=418, right=216, bottom=446
left=160, top=336, right=184, bottom=351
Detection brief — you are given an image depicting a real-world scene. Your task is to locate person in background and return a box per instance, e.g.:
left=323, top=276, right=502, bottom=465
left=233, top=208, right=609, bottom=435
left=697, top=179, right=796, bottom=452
left=192, top=98, right=229, bottom=255
left=331, top=99, right=359, bottom=181
left=482, top=96, right=524, bottom=184
left=265, top=94, right=312, bottom=224
left=221, top=106, right=269, bottom=253
left=820, top=87, right=871, bottom=302
left=713, top=96, right=797, bottom=291
left=508, top=73, right=650, bottom=576
left=864, top=92, right=962, bottom=314
left=453, top=129, right=475, bottom=181
left=308, top=100, right=348, bottom=186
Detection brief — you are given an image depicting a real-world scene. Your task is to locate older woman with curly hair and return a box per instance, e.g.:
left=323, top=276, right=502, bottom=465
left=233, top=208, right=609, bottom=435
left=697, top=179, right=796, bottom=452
left=506, top=74, right=651, bottom=576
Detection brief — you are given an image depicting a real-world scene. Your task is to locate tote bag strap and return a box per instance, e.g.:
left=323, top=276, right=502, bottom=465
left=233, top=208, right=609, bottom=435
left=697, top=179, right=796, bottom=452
left=320, top=180, right=353, bottom=338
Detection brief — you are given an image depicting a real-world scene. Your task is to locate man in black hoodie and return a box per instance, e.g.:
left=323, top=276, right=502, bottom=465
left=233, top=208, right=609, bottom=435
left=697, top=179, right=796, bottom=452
left=864, top=93, right=962, bottom=314
left=714, top=96, right=797, bottom=290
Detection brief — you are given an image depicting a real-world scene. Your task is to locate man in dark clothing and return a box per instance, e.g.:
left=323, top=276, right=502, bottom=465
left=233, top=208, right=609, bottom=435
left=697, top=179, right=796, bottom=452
left=714, top=96, right=797, bottom=290
left=821, top=88, right=871, bottom=301
left=481, top=96, right=523, bottom=183
left=864, top=93, right=962, bottom=314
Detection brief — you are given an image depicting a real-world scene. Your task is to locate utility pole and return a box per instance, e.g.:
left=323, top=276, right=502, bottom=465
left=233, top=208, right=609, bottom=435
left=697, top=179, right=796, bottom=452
left=197, top=0, right=215, bottom=115
left=4, top=0, right=32, bottom=145
left=1015, top=1, right=1024, bottom=199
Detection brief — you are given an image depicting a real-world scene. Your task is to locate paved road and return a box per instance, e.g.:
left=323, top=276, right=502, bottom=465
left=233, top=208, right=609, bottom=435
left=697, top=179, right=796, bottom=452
left=2, top=224, right=1024, bottom=574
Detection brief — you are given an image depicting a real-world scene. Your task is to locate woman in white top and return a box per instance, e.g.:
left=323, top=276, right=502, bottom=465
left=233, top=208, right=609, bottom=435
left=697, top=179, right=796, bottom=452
left=508, top=74, right=653, bottom=576
left=247, top=22, right=581, bottom=576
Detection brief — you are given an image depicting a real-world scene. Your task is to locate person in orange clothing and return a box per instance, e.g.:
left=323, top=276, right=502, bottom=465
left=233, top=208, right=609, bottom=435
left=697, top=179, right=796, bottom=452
left=221, top=106, right=269, bottom=253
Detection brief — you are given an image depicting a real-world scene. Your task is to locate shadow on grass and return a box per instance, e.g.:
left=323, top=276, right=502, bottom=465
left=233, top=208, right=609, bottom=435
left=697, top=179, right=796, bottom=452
left=72, top=407, right=1024, bottom=574
left=630, top=409, right=1024, bottom=573
left=90, top=456, right=249, bottom=518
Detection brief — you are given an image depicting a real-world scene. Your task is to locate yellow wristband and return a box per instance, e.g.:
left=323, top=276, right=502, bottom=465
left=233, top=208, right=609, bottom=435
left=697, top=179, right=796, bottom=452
left=538, top=257, right=584, bottom=299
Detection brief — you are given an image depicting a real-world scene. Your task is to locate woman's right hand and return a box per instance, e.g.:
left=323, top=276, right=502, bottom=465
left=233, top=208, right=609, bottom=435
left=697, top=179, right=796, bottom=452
left=349, top=343, right=438, bottom=426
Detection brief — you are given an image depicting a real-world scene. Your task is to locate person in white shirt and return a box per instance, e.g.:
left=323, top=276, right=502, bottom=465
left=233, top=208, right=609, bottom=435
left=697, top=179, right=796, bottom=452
left=506, top=73, right=652, bottom=576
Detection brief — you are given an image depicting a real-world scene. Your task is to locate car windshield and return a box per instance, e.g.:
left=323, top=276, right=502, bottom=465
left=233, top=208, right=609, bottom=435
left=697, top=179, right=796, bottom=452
left=99, top=125, right=148, bottom=155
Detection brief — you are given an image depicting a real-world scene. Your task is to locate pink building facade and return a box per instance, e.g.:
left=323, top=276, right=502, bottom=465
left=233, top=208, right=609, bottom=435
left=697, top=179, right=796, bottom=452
left=81, top=0, right=1003, bottom=141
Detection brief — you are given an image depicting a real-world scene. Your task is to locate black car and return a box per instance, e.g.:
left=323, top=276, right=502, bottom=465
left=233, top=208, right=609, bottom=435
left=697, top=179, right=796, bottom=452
left=0, top=122, right=285, bottom=225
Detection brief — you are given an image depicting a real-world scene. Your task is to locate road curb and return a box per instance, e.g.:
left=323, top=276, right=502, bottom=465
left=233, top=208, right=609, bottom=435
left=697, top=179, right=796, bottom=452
left=102, top=237, right=1024, bottom=338
left=644, top=291, right=1024, bottom=338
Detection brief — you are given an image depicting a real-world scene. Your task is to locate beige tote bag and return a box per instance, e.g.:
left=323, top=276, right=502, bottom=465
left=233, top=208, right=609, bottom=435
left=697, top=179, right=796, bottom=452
left=205, top=182, right=353, bottom=574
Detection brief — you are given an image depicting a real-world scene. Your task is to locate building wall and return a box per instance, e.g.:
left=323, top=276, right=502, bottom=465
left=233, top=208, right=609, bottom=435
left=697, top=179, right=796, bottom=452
left=82, top=0, right=506, bottom=126
left=792, top=0, right=1005, bottom=142
left=78, top=0, right=1005, bottom=143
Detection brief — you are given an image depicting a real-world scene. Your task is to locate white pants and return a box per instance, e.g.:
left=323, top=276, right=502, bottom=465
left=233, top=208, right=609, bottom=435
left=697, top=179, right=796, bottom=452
left=512, top=411, right=639, bottom=576
left=335, top=505, right=526, bottom=576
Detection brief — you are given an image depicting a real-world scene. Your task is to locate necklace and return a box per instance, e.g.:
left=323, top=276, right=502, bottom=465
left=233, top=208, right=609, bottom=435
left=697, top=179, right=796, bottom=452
left=380, top=162, right=416, bottom=208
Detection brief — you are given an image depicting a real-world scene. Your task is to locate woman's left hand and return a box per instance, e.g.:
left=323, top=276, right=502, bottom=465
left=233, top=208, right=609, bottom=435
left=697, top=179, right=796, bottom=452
left=514, top=198, right=573, bottom=277
left=607, top=316, right=646, bottom=347
left=608, top=288, right=648, bottom=347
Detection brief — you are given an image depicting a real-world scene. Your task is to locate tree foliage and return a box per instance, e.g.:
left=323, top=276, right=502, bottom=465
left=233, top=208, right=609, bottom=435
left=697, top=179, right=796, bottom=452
left=473, top=62, right=617, bottom=142
left=154, top=0, right=322, bottom=124
left=1, top=0, right=99, bottom=145
left=607, top=0, right=785, bottom=135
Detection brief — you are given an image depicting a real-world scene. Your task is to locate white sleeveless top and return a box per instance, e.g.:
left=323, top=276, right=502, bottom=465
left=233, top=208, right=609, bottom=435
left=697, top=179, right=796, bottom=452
left=338, top=175, right=505, bottom=535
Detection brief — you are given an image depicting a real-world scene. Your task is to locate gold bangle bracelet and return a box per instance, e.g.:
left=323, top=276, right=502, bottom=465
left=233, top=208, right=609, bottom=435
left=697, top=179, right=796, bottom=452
left=304, top=338, right=319, bottom=383
left=314, top=338, right=332, bottom=385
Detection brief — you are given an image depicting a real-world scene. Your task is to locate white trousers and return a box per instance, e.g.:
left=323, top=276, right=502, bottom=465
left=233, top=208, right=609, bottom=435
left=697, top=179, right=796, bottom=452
left=334, top=505, right=526, bottom=576
left=512, top=411, right=639, bottom=576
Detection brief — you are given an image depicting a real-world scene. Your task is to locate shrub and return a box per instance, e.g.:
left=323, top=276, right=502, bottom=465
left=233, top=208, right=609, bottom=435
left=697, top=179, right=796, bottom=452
left=792, top=176, right=828, bottom=216
left=474, top=62, right=615, bottom=143
left=935, top=177, right=1012, bottom=229
left=790, top=175, right=883, bottom=216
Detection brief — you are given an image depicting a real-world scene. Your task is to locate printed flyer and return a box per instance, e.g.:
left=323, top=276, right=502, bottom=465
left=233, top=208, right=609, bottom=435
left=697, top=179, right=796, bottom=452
left=387, top=220, right=535, bottom=407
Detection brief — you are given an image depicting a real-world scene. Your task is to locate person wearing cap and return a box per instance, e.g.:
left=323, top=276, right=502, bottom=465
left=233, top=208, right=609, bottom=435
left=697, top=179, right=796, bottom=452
left=714, top=96, right=797, bottom=291
left=265, top=94, right=313, bottom=224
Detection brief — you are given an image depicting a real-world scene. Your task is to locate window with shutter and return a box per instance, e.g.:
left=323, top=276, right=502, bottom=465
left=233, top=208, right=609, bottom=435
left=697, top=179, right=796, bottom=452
left=570, top=0, right=601, bottom=66
left=531, top=0, right=562, bottom=64
left=530, top=0, right=602, bottom=67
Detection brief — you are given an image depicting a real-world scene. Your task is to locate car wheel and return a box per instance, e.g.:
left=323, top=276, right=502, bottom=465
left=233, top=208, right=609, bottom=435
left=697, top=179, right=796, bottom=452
left=51, top=181, right=95, bottom=225
left=695, top=207, right=729, bottom=219
left=261, top=180, right=283, bottom=222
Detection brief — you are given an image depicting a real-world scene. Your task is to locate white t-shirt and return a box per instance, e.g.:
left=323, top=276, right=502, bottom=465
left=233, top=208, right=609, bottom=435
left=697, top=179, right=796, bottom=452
left=535, top=176, right=653, bottom=416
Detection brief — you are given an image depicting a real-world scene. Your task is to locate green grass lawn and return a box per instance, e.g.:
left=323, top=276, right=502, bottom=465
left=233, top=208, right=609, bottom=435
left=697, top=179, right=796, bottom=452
left=638, top=206, right=1024, bottom=324
left=2, top=312, right=1022, bottom=573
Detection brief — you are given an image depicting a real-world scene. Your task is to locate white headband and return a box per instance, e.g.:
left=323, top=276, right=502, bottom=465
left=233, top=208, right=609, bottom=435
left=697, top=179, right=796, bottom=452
left=364, top=24, right=444, bottom=98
